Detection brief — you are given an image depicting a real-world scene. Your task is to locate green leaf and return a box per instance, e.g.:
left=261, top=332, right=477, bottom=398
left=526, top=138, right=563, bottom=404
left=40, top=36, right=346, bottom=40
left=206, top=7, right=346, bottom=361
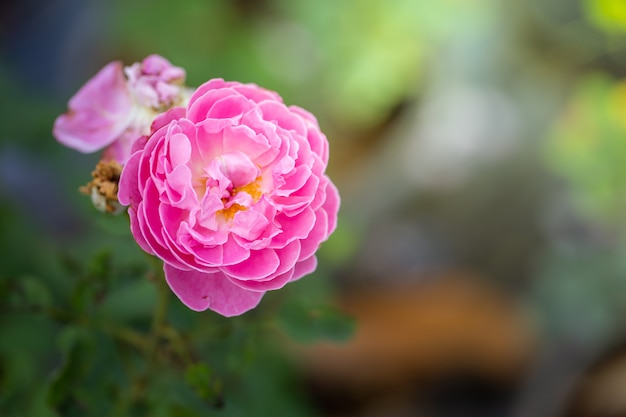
left=69, top=250, right=113, bottom=313
left=184, top=363, right=222, bottom=405
left=19, top=276, right=53, bottom=309
left=86, top=250, right=113, bottom=282
left=47, top=327, right=94, bottom=411
left=97, top=279, right=156, bottom=322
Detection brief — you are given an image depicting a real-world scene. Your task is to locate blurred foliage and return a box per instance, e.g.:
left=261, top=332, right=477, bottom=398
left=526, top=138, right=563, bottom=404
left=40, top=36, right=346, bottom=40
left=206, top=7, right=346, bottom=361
left=546, top=75, right=626, bottom=223
left=584, top=0, right=626, bottom=33
left=0, top=207, right=351, bottom=416
left=108, top=0, right=494, bottom=134
left=532, top=242, right=626, bottom=344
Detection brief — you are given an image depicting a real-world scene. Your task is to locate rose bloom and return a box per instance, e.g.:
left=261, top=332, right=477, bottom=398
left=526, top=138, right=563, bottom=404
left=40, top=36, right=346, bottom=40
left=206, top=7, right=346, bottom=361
left=53, top=54, right=190, bottom=164
left=118, top=79, right=339, bottom=316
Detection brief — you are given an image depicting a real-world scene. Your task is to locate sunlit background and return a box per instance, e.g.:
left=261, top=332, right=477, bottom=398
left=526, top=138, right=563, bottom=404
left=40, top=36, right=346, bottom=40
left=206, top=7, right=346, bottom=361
left=3, top=0, right=626, bottom=416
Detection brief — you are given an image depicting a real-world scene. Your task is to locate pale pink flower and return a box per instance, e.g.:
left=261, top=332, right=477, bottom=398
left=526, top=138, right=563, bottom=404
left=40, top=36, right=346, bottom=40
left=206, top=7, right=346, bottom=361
left=53, top=55, right=190, bottom=164
left=118, top=79, right=340, bottom=316
left=124, top=54, right=186, bottom=109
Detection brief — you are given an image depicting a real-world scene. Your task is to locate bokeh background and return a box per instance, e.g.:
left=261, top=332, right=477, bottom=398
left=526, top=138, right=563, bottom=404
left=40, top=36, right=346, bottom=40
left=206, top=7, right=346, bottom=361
left=3, top=0, right=626, bottom=416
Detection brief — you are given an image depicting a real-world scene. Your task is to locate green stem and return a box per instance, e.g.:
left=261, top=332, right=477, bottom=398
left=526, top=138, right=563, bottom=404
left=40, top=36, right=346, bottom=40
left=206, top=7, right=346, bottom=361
left=102, top=324, right=152, bottom=354
left=161, top=325, right=194, bottom=366
left=143, top=258, right=171, bottom=373
left=145, top=269, right=194, bottom=366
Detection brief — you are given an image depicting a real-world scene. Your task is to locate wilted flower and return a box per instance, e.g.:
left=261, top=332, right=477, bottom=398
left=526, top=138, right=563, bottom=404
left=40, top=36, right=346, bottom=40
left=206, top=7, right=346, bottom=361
left=118, top=79, right=339, bottom=316
left=53, top=54, right=191, bottom=165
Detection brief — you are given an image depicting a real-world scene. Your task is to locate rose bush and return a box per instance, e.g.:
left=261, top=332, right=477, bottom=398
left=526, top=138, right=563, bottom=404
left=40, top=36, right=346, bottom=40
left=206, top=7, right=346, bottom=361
left=53, top=55, right=190, bottom=164
left=118, top=79, right=339, bottom=316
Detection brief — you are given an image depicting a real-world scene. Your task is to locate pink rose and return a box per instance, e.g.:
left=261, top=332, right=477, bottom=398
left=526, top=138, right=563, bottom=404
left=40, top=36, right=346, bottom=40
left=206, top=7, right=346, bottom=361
left=118, top=79, right=339, bottom=316
left=53, top=55, right=190, bottom=164
left=124, top=54, right=186, bottom=109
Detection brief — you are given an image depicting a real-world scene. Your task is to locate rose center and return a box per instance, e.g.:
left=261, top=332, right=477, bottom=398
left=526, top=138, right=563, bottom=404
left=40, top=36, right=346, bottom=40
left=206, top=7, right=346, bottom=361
left=217, top=176, right=263, bottom=221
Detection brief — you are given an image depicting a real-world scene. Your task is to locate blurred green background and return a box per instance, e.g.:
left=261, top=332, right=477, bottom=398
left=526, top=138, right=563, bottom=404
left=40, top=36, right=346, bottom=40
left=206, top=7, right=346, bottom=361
left=3, top=0, right=626, bottom=416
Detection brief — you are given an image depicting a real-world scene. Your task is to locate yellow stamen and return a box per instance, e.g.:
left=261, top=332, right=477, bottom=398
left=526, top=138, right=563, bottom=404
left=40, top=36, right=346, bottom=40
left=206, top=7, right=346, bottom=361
left=218, top=203, right=247, bottom=221
left=216, top=176, right=263, bottom=221
left=232, top=176, right=263, bottom=202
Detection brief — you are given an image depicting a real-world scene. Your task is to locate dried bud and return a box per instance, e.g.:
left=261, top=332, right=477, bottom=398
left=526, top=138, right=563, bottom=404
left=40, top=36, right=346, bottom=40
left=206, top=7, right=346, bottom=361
left=80, top=160, right=125, bottom=214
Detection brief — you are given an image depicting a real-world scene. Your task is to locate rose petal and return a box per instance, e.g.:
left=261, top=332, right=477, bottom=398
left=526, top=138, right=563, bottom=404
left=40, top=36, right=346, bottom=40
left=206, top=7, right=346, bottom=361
left=232, top=83, right=283, bottom=103
left=259, top=101, right=307, bottom=136
left=230, top=269, right=294, bottom=291
left=290, top=256, right=318, bottom=282
left=53, top=61, right=132, bottom=153
left=164, top=264, right=265, bottom=316
left=215, top=151, right=259, bottom=188
left=227, top=241, right=300, bottom=291
left=231, top=209, right=270, bottom=242
left=127, top=206, right=155, bottom=255
left=322, top=180, right=340, bottom=235
left=118, top=150, right=142, bottom=206
left=152, top=107, right=186, bottom=133
left=221, top=248, right=280, bottom=280
left=298, top=208, right=328, bottom=261
left=270, top=207, right=316, bottom=248
left=290, top=105, right=329, bottom=163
